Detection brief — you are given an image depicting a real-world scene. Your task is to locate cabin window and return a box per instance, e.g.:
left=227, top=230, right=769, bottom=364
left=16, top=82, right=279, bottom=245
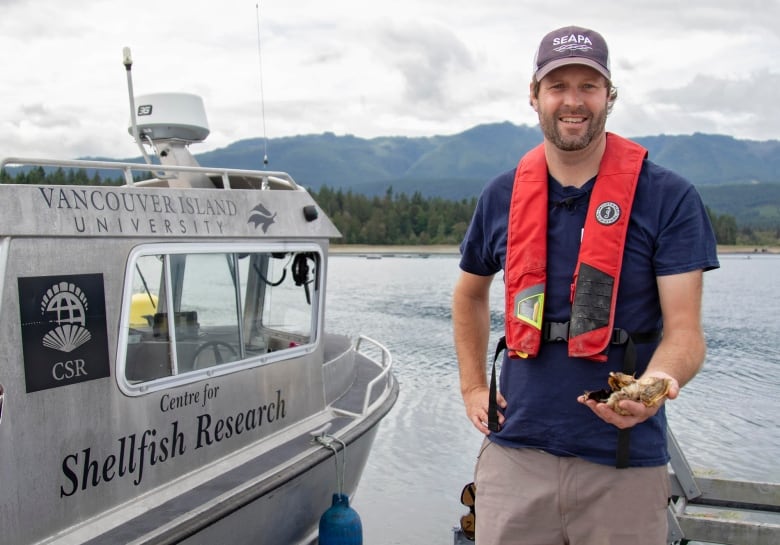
left=122, top=248, right=321, bottom=390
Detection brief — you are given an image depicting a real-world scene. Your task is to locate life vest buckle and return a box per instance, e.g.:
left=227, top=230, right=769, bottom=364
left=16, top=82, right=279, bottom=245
left=611, top=328, right=630, bottom=345
left=543, top=321, right=570, bottom=342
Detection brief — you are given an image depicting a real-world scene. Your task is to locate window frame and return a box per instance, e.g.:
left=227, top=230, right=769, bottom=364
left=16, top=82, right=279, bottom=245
left=117, top=242, right=324, bottom=396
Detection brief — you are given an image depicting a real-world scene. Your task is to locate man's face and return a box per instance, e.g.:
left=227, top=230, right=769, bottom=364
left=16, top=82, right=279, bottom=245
left=531, top=65, right=610, bottom=152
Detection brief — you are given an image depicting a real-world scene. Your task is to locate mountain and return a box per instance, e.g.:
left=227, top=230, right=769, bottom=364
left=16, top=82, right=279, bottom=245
left=191, top=122, right=780, bottom=192
left=636, top=133, right=780, bottom=186
left=63, top=122, right=780, bottom=227
left=192, top=122, right=544, bottom=199
left=697, top=182, right=780, bottom=228
left=187, top=123, right=780, bottom=226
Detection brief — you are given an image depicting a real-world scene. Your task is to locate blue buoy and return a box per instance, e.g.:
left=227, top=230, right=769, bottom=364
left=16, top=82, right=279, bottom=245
left=318, top=493, right=363, bottom=545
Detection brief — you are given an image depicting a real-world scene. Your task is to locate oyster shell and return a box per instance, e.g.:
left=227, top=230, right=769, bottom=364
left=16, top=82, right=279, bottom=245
left=586, top=372, right=671, bottom=416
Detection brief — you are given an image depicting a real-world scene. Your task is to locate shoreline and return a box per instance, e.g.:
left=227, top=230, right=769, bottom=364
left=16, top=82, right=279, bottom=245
left=330, top=244, right=779, bottom=256
left=329, top=244, right=460, bottom=256
left=716, top=245, right=780, bottom=255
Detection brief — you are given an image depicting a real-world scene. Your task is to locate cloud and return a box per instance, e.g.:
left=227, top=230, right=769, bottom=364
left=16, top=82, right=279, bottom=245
left=18, top=104, right=80, bottom=130
left=1, top=0, right=778, bottom=160
left=375, top=21, right=476, bottom=110
left=653, top=71, right=776, bottom=113
left=645, top=69, right=780, bottom=140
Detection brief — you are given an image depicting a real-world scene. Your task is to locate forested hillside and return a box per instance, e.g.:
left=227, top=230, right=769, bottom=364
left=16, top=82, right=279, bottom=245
left=1, top=166, right=774, bottom=246
left=192, top=123, right=780, bottom=229
left=3, top=122, right=778, bottom=243
left=189, top=123, right=780, bottom=192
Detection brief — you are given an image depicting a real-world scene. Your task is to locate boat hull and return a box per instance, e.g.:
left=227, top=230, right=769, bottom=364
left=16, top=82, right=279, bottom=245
left=80, top=378, right=398, bottom=545
left=0, top=179, right=398, bottom=545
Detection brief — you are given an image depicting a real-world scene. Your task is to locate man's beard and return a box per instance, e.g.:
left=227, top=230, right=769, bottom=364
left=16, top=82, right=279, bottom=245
left=539, top=106, right=607, bottom=151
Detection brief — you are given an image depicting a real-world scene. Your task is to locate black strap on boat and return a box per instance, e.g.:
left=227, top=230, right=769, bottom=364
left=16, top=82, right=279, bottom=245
left=488, top=325, right=661, bottom=467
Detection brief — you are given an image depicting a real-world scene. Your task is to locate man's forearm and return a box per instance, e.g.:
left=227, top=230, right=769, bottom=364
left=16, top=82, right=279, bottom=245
left=645, top=327, right=706, bottom=388
left=453, top=286, right=492, bottom=395
left=647, top=271, right=707, bottom=389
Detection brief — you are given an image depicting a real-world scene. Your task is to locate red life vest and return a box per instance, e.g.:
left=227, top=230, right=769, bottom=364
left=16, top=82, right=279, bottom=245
left=504, top=133, right=647, bottom=362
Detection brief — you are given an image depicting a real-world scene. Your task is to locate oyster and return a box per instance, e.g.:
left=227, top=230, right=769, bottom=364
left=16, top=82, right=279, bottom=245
left=586, top=372, right=671, bottom=416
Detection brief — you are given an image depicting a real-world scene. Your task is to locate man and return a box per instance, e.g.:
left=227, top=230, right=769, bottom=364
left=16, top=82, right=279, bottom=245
left=452, top=25, right=719, bottom=544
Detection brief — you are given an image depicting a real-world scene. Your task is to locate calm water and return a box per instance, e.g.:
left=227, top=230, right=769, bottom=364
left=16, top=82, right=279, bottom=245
left=325, top=253, right=780, bottom=545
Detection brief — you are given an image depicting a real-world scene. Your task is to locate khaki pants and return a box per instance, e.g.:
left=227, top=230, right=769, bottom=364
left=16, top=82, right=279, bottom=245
left=474, top=440, right=669, bottom=545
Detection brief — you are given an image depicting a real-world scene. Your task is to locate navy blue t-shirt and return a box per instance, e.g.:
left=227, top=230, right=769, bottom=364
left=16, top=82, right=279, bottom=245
left=459, top=157, right=720, bottom=466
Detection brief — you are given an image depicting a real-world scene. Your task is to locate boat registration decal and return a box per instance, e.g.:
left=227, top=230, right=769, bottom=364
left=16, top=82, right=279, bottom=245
left=18, top=273, right=110, bottom=393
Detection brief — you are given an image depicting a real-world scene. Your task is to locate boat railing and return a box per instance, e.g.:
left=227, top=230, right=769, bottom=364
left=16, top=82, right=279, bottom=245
left=354, top=334, right=395, bottom=417
left=0, top=156, right=300, bottom=190
left=666, top=427, right=780, bottom=545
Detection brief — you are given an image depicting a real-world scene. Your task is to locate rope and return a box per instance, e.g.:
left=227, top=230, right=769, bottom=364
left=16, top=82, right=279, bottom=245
left=314, top=434, right=347, bottom=495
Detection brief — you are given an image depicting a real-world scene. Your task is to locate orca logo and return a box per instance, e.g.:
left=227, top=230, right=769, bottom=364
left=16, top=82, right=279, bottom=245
left=248, top=202, right=277, bottom=233
left=595, top=201, right=620, bottom=225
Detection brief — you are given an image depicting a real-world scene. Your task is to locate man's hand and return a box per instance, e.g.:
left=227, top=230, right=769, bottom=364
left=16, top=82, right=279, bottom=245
left=463, top=384, right=507, bottom=435
left=577, top=371, right=679, bottom=429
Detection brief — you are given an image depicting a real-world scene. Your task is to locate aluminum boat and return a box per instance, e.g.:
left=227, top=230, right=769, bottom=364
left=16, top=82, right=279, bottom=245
left=0, top=49, right=398, bottom=544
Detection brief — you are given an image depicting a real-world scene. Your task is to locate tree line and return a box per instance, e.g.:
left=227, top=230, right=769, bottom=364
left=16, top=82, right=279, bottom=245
left=312, top=185, right=476, bottom=245
left=0, top=166, right=765, bottom=246
left=311, top=187, right=749, bottom=246
left=0, top=166, right=117, bottom=186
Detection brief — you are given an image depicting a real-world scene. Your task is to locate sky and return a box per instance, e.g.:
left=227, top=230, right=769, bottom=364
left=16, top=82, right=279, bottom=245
left=1, top=0, right=778, bottom=160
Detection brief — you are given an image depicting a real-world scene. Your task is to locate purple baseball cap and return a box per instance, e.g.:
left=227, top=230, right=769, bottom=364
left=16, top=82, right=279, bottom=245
left=533, top=26, right=611, bottom=81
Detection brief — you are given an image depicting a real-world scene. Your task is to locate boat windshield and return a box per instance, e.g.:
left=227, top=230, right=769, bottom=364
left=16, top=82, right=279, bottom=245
left=121, top=247, right=321, bottom=391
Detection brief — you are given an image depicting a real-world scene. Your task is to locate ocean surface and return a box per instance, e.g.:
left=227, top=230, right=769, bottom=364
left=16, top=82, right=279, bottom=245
left=324, top=252, right=780, bottom=545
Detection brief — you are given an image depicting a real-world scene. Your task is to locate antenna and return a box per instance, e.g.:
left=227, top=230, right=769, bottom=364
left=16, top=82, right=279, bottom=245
left=255, top=3, right=269, bottom=166
left=123, top=47, right=157, bottom=169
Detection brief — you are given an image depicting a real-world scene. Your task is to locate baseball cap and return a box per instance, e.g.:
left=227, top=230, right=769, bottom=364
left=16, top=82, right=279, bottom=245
left=533, top=26, right=611, bottom=81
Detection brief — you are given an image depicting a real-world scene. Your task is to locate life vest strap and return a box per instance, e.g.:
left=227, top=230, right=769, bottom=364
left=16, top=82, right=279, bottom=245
left=487, top=337, right=507, bottom=433
left=541, top=321, right=661, bottom=346
left=488, top=328, right=660, bottom=467
left=539, top=322, right=660, bottom=468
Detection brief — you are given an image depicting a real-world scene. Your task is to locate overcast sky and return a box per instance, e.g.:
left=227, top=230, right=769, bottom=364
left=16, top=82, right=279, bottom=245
left=1, top=0, right=778, bottom=160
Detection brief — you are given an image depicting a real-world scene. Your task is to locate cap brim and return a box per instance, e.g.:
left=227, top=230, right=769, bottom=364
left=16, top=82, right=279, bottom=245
left=535, top=58, right=610, bottom=81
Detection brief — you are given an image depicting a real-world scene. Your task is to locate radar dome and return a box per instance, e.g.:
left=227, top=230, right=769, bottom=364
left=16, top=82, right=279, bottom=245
left=129, top=93, right=210, bottom=142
